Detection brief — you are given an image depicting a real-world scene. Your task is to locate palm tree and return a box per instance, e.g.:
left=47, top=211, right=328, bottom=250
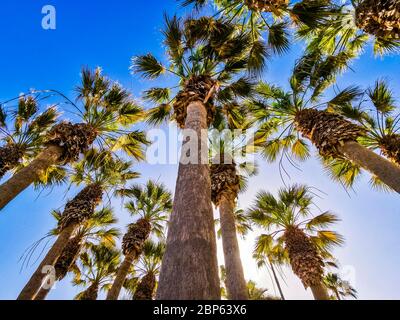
left=34, top=207, right=120, bottom=300
left=249, top=51, right=400, bottom=193
left=106, top=181, right=172, bottom=300
left=210, top=132, right=257, bottom=300
left=303, top=1, right=399, bottom=56
left=17, top=150, right=139, bottom=300
left=181, top=0, right=339, bottom=56
left=248, top=184, right=344, bottom=300
left=132, top=15, right=259, bottom=299
left=323, top=272, right=358, bottom=300
left=253, top=241, right=288, bottom=300
left=0, top=95, right=59, bottom=179
left=0, top=67, right=146, bottom=210
left=246, top=280, right=280, bottom=300
left=320, top=80, right=400, bottom=192
left=73, top=244, right=120, bottom=300
left=335, top=80, right=400, bottom=166
left=133, top=241, right=165, bottom=300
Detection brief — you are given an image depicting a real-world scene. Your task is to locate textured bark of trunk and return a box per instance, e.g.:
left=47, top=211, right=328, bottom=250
left=310, top=284, right=329, bottom=300
left=106, top=252, right=136, bottom=300
left=0, top=144, right=22, bottom=179
left=219, top=194, right=248, bottom=300
left=17, top=223, right=76, bottom=300
left=0, top=145, right=63, bottom=210
left=269, top=260, right=285, bottom=300
left=339, top=141, right=400, bottom=194
left=133, top=272, right=156, bottom=300
left=156, top=101, right=220, bottom=300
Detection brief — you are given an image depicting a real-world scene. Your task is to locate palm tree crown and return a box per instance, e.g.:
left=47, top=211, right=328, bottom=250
left=303, top=0, right=400, bottom=56
left=119, top=180, right=173, bottom=238
left=0, top=95, right=59, bottom=178
left=133, top=241, right=165, bottom=300
left=73, top=244, right=120, bottom=300
left=323, top=272, right=358, bottom=300
left=48, top=67, right=147, bottom=164
left=181, top=0, right=339, bottom=55
left=248, top=184, right=344, bottom=290
left=132, top=15, right=265, bottom=129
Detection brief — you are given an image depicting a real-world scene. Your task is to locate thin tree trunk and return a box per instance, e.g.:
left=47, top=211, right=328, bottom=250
left=17, top=223, right=76, bottom=300
left=157, top=101, right=220, bottom=300
left=106, top=252, right=136, bottom=300
left=219, top=194, right=248, bottom=300
left=339, top=141, right=400, bottom=193
left=0, top=145, right=63, bottom=210
left=269, top=260, right=285, bottom=300
left=310, top=284, right=330, bottom=300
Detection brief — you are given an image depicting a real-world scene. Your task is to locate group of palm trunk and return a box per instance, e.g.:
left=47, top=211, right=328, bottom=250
left=159, top=88, right=400, bottom=300
left=1, top=0, right=399, bottom=300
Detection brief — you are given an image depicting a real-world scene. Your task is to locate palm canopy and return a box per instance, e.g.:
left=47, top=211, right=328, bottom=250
left=248, top=48, right=366, bottom=178
left=246, top=280, right=280, bottom=300
left=50, top=207, right=120, bottom=247
left=0, top=95, right=59, bottom=176
left=132, top=15, right=266, bottom=128
left=117, top=180, right=173, bottom=238
left=73, top=244, right=120, bottom=299
left=321, top=80, right=399, bottom=191
left=132, top=240, right=165, bottom=300
left=301, top=1, right=400, bottom=56
left=248, top=184, right=344, bottom=258
left=181, top=0, right=339, bottom=55
left=135, top=240, right=166, bottom=277
left=16, top=67, right=147, bottom=164
left=70, top=148, right=140, bottom=196
left=73, top=67, right=147, bottom=157
left=253, top=239, right=288, bottom=266
left=7, top=68, right=148, bottom=190
left=323, top=272, right=357, bottom=300
left=336, top=80, right=400, bottom=161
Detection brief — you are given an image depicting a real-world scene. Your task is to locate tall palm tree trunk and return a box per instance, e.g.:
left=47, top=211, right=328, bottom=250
left=219, top=193, right=248, bottom=300
left=157, top=101, right=220, bottom=300
left=17, top=223, right=76, bottom=300
left=269, top=260, right=285, bottom=300
left=339, top=141, right=400, bottom=193
left=106, top=252, right=136, bottom=300
left=310, top=284, right=330, bottom=300
left=0, top=145, right=63, bottom=210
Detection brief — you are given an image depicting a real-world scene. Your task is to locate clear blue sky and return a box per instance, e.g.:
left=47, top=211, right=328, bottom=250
left=0, top=0, right=399, bottom=300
